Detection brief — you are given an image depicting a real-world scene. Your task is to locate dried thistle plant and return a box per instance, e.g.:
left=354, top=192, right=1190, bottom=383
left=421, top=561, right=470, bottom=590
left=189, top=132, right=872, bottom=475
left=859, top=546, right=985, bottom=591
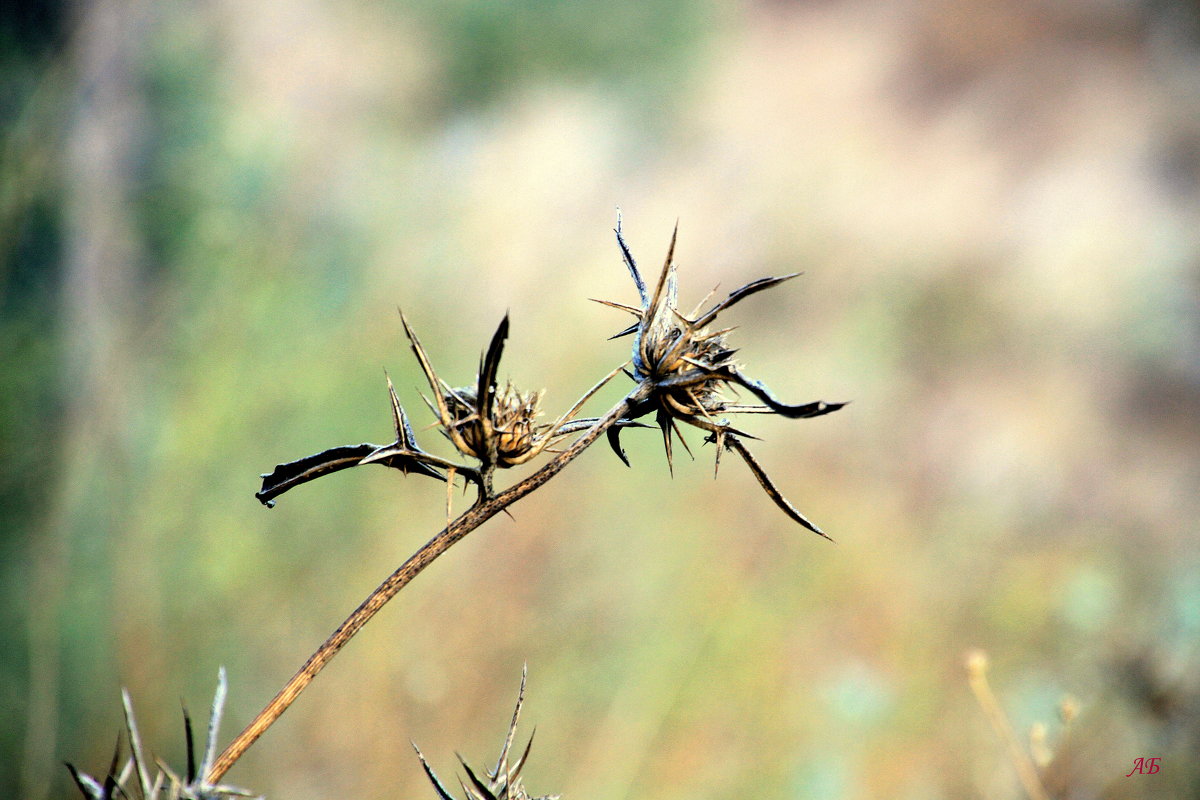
left=412, top=667, right=557, bottom=800
left=256, top=314, right=629, bottom=506
left=200, top=215, right=844, bottom=783
left=67, top=669, right=260, bottom=800
left=598, top=213, right=846, bottom=536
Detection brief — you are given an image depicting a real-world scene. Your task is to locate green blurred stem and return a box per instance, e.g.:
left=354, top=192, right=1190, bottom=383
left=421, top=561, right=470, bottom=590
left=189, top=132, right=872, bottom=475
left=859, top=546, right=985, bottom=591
left=206, top=384, right=649, bottom=784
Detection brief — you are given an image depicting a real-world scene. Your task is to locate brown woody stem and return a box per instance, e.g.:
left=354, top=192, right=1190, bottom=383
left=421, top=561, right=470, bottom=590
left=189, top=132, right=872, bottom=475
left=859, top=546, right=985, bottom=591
left=205, top=386, right=647, bottom=784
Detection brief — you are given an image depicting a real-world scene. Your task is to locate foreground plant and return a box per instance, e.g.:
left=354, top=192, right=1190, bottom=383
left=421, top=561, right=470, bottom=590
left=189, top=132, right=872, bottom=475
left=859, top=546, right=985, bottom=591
left=412, top=667, right=556, bottom=800
left=67, top=669, right=259, bottom=800
left=203, top=215, right=844, bottom=782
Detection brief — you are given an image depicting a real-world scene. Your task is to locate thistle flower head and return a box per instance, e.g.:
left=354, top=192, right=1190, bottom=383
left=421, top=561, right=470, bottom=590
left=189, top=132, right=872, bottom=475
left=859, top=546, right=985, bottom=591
left=255, top=307, right=630, bottom=506
left=440, top=381, right=546, bottom=467
left=401, top=313, right=578, bottom=485
left=598, top=213, right=846, bottom=537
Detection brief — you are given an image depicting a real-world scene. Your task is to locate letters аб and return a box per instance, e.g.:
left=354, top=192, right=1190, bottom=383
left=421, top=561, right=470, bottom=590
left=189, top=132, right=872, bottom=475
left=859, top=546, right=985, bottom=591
left=1126, top=757, right=1162, bottom=776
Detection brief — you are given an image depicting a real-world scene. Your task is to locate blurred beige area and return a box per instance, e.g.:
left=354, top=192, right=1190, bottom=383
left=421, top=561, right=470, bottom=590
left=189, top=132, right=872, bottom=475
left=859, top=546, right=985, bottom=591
left=4, top=0, right=1199, bottom=798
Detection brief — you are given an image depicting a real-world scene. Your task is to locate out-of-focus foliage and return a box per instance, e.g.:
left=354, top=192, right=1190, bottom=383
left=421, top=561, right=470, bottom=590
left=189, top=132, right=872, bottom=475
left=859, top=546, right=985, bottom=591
left=4, top=0, right=1200, bottom=798
left=405, top=0, right=711, bottom=112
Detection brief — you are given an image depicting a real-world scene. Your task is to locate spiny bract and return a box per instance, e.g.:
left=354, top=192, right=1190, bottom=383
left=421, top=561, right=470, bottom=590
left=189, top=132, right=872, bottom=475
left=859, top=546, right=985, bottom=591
left=66, top=669, right=260, bottom=800
left=412, top=668, right=557, bottom=800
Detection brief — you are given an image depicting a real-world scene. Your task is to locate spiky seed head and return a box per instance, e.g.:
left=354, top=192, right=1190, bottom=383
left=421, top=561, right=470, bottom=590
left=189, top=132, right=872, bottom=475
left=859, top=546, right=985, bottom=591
left=635, top=314, right=734, bottom=415
left=604, top=217, right=847, bottom=536
left=443, top=382, right=545, bottom=467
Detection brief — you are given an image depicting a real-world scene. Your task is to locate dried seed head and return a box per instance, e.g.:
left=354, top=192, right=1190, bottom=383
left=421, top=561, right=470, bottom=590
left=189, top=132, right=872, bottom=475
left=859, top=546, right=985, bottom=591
left=443, top=382, right=546, bottom=467
left=405, top=313, right=565, bottom=483
left=636, top=316, right=734, bottom=414
left=601, top=213, right=846, bottom=537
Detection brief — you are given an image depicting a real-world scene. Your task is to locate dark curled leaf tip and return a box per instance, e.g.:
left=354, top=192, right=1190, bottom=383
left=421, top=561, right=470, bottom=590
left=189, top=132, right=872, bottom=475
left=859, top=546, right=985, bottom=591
left=479, top=315, right=510, bottom=419
left=255, top=439, right=446, bottom=506
left=607, top=426, right=631, bottom=467
left=725, top=369, right=847, bottom=419
left=725, top=435, right=833, bottom=541
left=255, top=444, right=381, bottom=506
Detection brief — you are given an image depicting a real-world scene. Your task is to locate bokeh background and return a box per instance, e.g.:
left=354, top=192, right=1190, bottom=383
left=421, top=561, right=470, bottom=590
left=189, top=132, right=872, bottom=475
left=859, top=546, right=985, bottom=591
left=4, top=0, right=1200, bottom=798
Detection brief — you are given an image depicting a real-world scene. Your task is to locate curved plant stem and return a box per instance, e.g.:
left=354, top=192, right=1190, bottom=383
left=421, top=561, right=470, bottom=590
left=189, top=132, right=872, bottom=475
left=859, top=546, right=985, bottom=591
left=205, top=385, right=648, bottom=784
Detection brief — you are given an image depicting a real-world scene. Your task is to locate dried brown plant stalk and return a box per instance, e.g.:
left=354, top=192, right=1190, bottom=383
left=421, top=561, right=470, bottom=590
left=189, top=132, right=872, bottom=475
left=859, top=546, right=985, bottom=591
left=206, top=216, right=843, bottom=783
left=206, top=390, right=643, bottom=783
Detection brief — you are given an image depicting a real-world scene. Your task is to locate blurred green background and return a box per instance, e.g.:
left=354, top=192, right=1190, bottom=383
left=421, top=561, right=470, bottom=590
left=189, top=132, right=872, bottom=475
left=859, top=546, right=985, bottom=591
left=4, top=0, right=1200, bottom=798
